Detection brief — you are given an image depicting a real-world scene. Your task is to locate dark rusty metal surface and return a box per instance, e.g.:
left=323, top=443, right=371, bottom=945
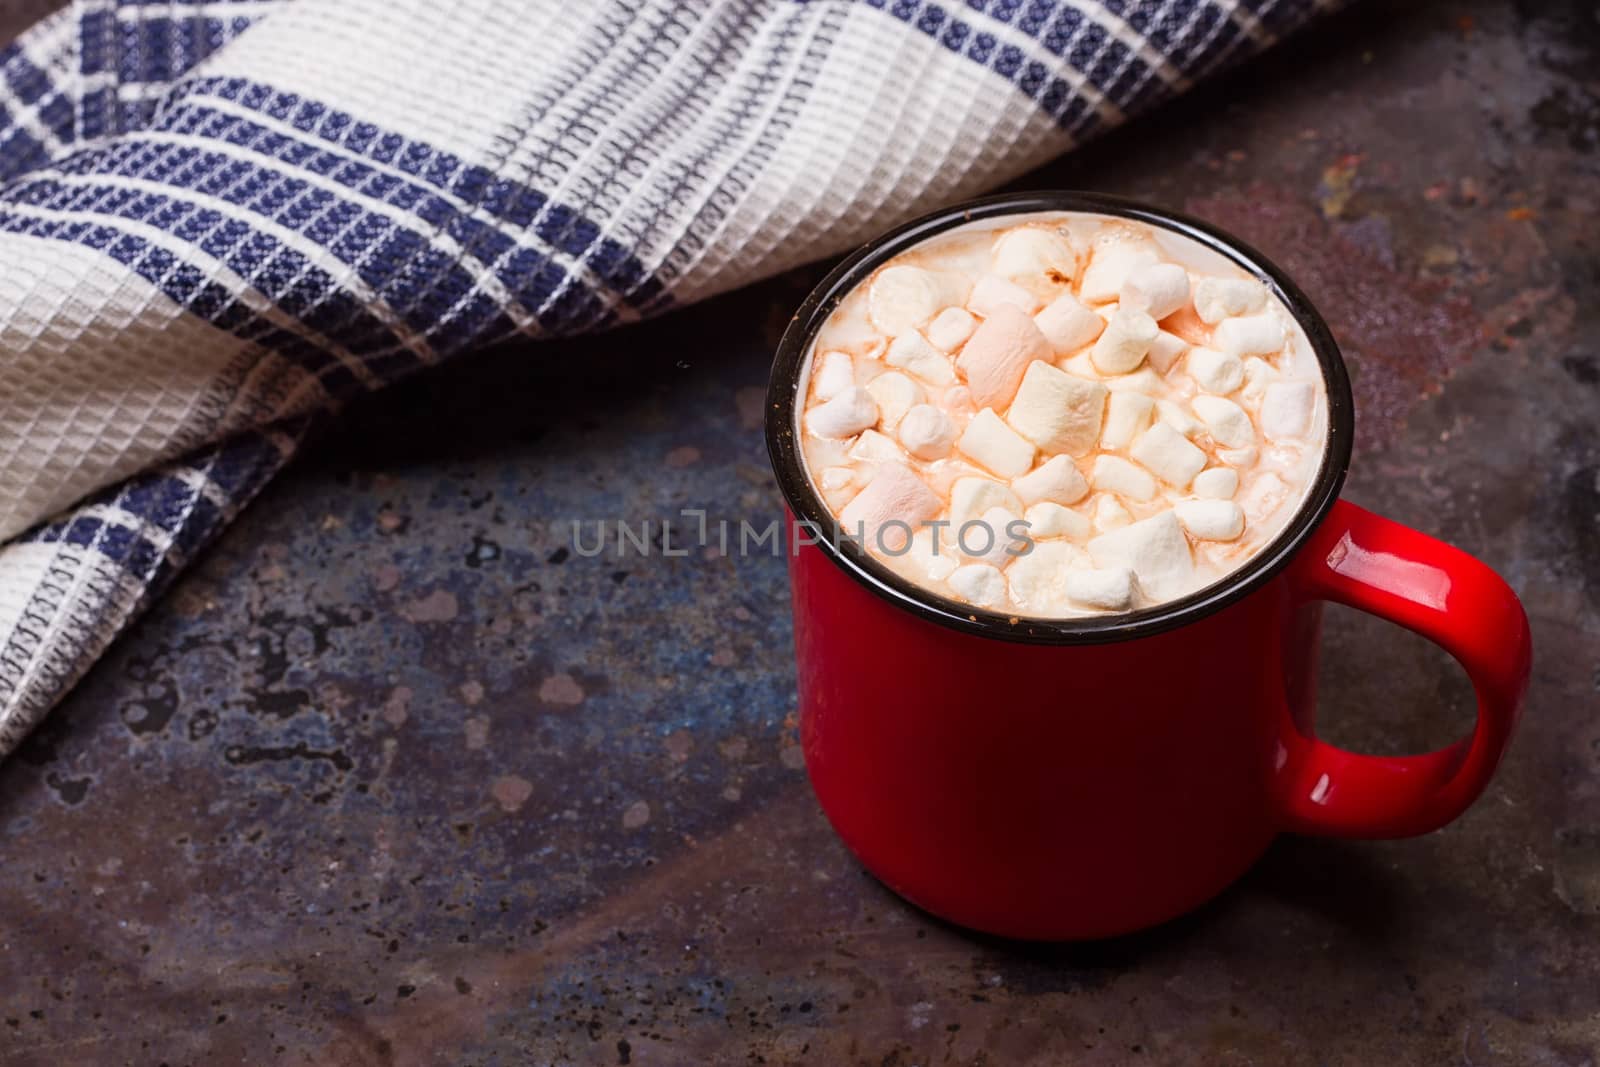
left=3, top=1, right=1599, bottom=1063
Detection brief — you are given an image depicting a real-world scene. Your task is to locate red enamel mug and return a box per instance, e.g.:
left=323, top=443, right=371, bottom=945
left=765, top=192, right=1532, bottom=941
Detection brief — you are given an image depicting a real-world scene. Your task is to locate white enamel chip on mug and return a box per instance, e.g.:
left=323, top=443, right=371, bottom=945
left=885, top=330, right=956, bottom=386
left=956, top=304, right=1052, bottom=409
left=1087, top=511, right=1195, bottom=602
left=1012, top=454, right=1090, bottom=506
left=806, top=385, right=878, bottom=439
left=1004, top=361, right=1108, bottom=457
left=839, top=462, right=941, bottom=551
left=1193, top=277, right=1267, bottom=324
left=1090, top=306, right=1159, bottom=375
left=948, top=563, right=1008, bottom=610
left=897, top=403, right=958, bottom=460
left=1033, top=291, right=1105, bottom=354
left=1129, top=421, right=1208, bottom=489
left=1120, top=262, right=1190, bottom=320
left=1261, top=381, right=1315, bottom=441
left=868, top=265, right=962, bottom=335
left=959, top=408, right=1036, bottom=478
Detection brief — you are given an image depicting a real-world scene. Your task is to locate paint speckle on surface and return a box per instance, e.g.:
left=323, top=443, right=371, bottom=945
left=622, top=800, right=651, bottom=830
left=459, top=680, right=484, bottom=705
left=779, top=745, right=805, bottom=771
left=490, top=775, right=533, bottom=813
left=372, top=562, right=402, bottom=592
left=735, top=386, right=766, bottom=429
left=709, top=647, right=736, bottom=668
left=463, top=716, right=490, bottom=751
left=664, top=730, right=693, bottom=763
left=382, top=686, right=412, bottom=727
left=665, top=446, right=701, bottom=468
left=538, top=673, right=585, bottom=706
left=400, top=588, right=459, bottom=623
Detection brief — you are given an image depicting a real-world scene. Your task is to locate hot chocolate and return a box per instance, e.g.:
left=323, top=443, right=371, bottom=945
left=796, top=211, right=1328, bottom=617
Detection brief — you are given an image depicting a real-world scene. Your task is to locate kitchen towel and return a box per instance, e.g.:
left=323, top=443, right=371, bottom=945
left=0, top=0, right=1336, bottom=755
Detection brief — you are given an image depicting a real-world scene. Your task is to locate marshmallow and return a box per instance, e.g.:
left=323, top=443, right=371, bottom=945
left=897, top=403, right=958, bottom=460
left=1061, top=351, right=1099, bottom=379
left=1156, top=399, right=1204, bottom=437
left=1193, top=277, right=1267, bottom=324
left=968, top=274, right=1042, bottom=317
left=956, top=304, right=1051, bottom=408
left=949, top=563, right=1008, bottom=610
left=1261, top=382, right=1315, bottom=441
left=865, top=371, right=925, bottom=431
left=885, top=330, right=956, bottom=386
left=1185, top=347, right=1245, bottom=394
left=1091, top=455, right=1157, bottom=501
left=1105, top=367, right=1164, bottom=395
left=1240, top=472, right=1290, bottom=521
left=1129, top=420, right=1208, bottom=489
left=1013, top=454, right=1090, bottom=506
left=926, top=307, right=977, bottom=352
left=1190, top=395, right=1255, bottom=448
left=1217, top=445, right=1259, bottom=469
left=895, top=525, right=959, bottom=584
left=944, top=385, right=977, bottom=417
left=1004, top=361, right=1108, bottom=457
left=1120, top=262, right=1190, bottom=320
left=1192, top=467, right=1239, bottom=499
left=1093, top=494, right=1133, bottom=532
left=839, top=463, right=941, bottom=552
left=1214, top=313, right=1285, bottom=357
left=1147, top=330, right=1188, bottom=375
left=958, top=408, right=1036, bottom=478
left=818, top=466, right=856, bottom=492
left=1005, top=541, right=1085, bottom=613
left=991, top=226, right=1079, bottom=288
left=1087, top=511, right=1195, bottom=602
left=806, top=385, right=878, bottom=439
left=1080, top=235, right=1161, bottom=303
left=1101, top=391, right=1156, bottom=450
left=950, top=476, right=1025, bottom=530
left=960, top=505, right=1025, bottom=567
left=1175, top=499, right=1245, bottom=541
left=1034, top=291, right=1105, bottom=354
left=811, top=349, right=855, bottom=401
left=1066, top=567, right=1135, bottom=611
left=1024, top=501, right=1091, bottom=542
left=1090, top=307, right=1159, bottom=375
left=848, top=428, right=907, bottom=465
left=868, top=265, right=963, bottom=335
left=1241, top=356, right=1278, bottom=405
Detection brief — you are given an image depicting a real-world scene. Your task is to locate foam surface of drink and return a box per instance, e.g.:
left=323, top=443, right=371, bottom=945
left=796, top=211, right=1329, bottom=618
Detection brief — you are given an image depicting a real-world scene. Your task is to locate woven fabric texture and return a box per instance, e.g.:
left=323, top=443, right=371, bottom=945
left=0, top=0, right=1336, bottom=754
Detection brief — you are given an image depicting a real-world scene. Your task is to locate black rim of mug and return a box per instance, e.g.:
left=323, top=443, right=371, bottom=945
left=765, top=191, right=1355, bottom=645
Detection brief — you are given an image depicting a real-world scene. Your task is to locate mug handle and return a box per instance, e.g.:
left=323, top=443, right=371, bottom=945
left=1272, top=499, right=1532, bottom=838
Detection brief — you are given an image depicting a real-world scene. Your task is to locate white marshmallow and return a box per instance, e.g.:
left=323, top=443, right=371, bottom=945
left=1005, top=541, right=1085, bottom=613
left=1105, top=367, right=1164, bottom=395
left=1101, top=391, right=1156, bottom=450
left=1091, top=455, right=1157, bottom=501
left=885, top=330, right=956, bottom=386
left=1080, top=235, right=1161, bottom=303
left=839, top=463, right=941, bottom=552
left=1087, top=511, right=1195, bottom=602
left=1217, top=444, right=1259, bottom=469
left=968, top=274, right=1042, bottom=317
left=894, top=526, right=958, bottom=584
left=1190, top=395, right=1255, bottom=448
left=958, top=408, right=1036, bottom=478
left=1214, top=313, right=1285, bottom=357
left=960, top=505, right=1025, bottom=567
left=1024, top=502, right=1091, bottom=542
left=956, top=304, right=1051, bottom=408
left=1193, top=277, right=1267, bottom=324
left=949, top=476, right=1024, bottom=530
left=1120, top=262, right=1190, bottom=320
left=1175, top=500, right=1245, bottom=541
left=1066, top=567, right=1135, bottom=611
left=949, top=563, right=1008, bottom=610
left=1261, top=382, right=1315, bottom=441
left=1192, top=467, right=1239, bottom=499
left=1156, top=399, right=1204, bottom=437
left=848, top=428, right=907, bottom=465
left=1033, top=291, right=1105, bottom=354
left=1185, top=347, right=1245, bottom=394
left=818, top=466, right=856, bottom=492
left=806, top=385, right=878, bottom=439
left=926, top=307, right=977, bottom=352
left=1129, top=420, right=1208, bottom=489
left=812, top=349, right=855, bottom=401
left=897, top=403, right=958, bottom=460
left=1093, top=494, right=1133, bottom=532
left=1147, top=330, right=1188, bottom=375
left=868, top=265, right=963, bottom=335
left=943, top=385, right=977, bottom=417
left=1003, top=361, right=1108, bottom=457
left=1012, top=454, right=1090, bottom=506
left=1241, top=357, right=1278, bottom=406
left=991, top=226, right=1079, bottom=288
left=865, top=371, right=925, bottom=432
left=1090, top=307, right=1159, bottom=375
left=1061, top=351, right=1099, bottom=379
left=1240, top=472, right=1290, bottom=521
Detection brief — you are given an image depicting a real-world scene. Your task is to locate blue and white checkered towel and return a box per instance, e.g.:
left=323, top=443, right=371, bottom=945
left=0, top=0, right=1334, bottom=753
